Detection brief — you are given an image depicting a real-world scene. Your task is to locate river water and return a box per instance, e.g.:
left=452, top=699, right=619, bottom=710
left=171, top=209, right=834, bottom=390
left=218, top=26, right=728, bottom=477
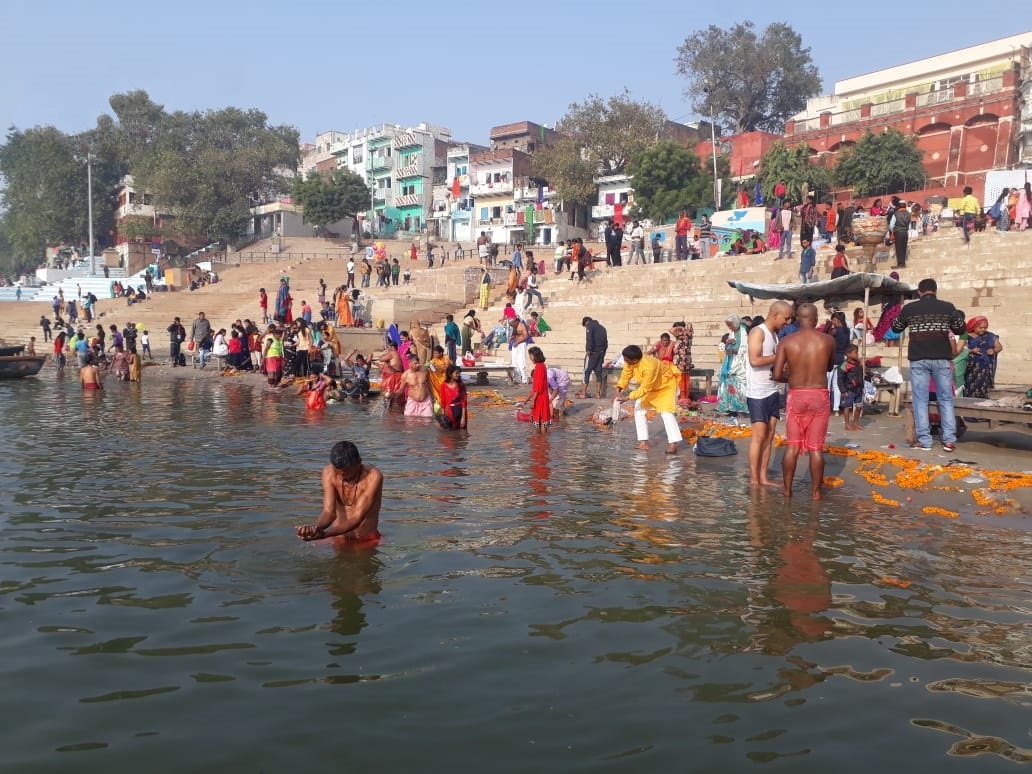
left=2, top=372, right=1031, bottom=772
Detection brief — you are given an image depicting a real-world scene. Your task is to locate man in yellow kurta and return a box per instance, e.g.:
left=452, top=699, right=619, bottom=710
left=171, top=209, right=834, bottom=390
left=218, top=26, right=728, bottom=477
left=614, top=344, right=682, bottom=453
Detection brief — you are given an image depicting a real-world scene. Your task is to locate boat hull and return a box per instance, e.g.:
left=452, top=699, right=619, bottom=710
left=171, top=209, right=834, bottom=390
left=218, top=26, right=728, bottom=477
left=0, top=356, right=47, bottom=378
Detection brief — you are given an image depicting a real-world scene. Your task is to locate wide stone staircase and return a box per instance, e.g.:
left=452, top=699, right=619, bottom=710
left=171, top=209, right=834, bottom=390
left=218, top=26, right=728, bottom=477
left=4, top=228, right=1031, bottom=389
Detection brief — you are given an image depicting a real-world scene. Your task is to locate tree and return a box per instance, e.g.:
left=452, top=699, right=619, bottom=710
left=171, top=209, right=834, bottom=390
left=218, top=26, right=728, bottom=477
left=833, top=130, right=926, bottom=197
left=676, top=22, right=822, bottom=134
left=292, top=169, right=370, bottom=227
left=626, top=141, right=710, bottom=223
left=757, top=141, right=833, bottom=205
left=0, top=90, right=302, bottom=254
left=530, top=136, right=597, bottom=206
left=532, top=91, right=668, bottom=205
left=0, top=126, right=119, bottom=261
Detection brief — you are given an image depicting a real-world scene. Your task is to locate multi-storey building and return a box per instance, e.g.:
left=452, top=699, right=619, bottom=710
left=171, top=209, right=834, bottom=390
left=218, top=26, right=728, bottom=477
left=297, top=122, right=452, bottom=237
left=430, top=143, right=488, bottom=242
left=785, top=32, right=1031, bottom=200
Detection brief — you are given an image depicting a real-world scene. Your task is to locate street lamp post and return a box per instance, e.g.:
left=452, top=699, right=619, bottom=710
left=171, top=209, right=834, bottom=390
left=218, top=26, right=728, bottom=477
left=703, top=86, right=720, bottom=212
left=86, top=153, right=96, bottom=275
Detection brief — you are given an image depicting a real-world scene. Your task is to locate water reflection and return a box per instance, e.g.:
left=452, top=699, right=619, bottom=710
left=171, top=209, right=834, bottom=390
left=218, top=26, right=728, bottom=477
left=2, top=374, right=1032, bottom=770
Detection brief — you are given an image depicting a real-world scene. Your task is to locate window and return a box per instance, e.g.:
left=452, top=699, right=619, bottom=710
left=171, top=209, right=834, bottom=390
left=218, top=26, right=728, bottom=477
left=352, top=147, right=363, bottom=163
left=491, top=206, right=502, bottom=219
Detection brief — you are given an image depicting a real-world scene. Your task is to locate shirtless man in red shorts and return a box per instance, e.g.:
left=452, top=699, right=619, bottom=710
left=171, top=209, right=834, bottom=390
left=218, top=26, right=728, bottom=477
left=772, top=302, right=835, bottom=500
left=297, top=441, right=383, bottom=547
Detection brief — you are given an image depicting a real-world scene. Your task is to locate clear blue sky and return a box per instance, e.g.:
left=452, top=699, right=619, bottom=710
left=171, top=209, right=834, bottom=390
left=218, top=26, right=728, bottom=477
left=1, top=0, right=1023, bottom=145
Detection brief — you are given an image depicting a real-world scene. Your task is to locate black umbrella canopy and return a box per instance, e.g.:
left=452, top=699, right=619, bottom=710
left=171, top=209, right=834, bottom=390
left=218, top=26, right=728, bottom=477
left=727, top=272, right=917, bottom=307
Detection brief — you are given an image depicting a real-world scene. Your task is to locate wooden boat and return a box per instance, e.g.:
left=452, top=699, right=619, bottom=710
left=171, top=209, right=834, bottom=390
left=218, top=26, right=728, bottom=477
left=0, top=345, right=47, bottom=378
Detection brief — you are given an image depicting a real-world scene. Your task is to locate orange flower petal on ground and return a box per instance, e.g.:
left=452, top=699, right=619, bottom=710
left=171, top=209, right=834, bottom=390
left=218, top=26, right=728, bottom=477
left=921, top=506, right=959, bottom=518
left=881, top=577, right=912, bottom=588
left=871, top=491, right=900, bottom=507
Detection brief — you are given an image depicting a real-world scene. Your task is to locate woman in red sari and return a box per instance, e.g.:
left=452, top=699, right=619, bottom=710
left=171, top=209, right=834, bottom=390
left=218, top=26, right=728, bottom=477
left=438, top=364, right=468, bottom=430
left=522, top=346, right=551, bottom=431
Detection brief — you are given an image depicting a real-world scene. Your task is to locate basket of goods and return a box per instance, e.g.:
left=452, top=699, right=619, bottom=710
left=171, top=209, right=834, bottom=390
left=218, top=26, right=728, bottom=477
left=852, top=216, right=888, bottom=245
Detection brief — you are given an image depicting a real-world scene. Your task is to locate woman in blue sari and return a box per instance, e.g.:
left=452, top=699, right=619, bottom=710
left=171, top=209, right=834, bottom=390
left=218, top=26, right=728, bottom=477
left=964, top=316, right=1003, bottom=399
left=717, top=315, right=748, bottom=415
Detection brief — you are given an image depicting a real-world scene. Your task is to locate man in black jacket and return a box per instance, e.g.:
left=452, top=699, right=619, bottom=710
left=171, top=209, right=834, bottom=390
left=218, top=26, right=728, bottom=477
left=578, top=316, right=609, bottom=399
left=890, top=197, right=911, bottom=269
left=167, top=316, right=186, bottom=367
left=891, top=278, right=965, bottom=452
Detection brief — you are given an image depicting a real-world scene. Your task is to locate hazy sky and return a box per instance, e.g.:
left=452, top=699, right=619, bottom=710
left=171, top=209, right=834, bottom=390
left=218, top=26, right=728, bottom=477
left=2, top=0, right=1024, bottom=145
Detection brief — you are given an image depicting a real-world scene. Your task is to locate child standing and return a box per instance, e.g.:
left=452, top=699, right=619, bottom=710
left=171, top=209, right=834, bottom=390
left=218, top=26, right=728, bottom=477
left=141, top=330, right=152, bottom=359
left=521, top=346, right=551, bottom=431
left=837, top=344, right=864, bottom=431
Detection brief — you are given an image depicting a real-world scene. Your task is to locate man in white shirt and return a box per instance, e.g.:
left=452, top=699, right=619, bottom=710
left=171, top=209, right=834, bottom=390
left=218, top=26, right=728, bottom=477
left=746, top=300, right=792, bottom=487
left=346, top=259, right=356, bottom=289
left=628, top=221, right=646, bottom=265
left=525, top=269, right=544, bottom=308
left=777, top=203, right=794, bottom=260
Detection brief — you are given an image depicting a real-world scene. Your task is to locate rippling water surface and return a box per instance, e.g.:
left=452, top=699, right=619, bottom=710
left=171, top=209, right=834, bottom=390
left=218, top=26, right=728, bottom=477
left=2, top=372, right=1031, bottom=772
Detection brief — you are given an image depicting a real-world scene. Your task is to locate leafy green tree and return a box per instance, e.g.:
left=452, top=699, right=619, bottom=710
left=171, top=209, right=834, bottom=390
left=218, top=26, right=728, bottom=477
left=627, top=141, right=711, bottom=223
left=292, top=169, right=371, bottom=227
left=131, top=104, right=299, bottom=242
left=530, top=135, right=597, bottom=206
left=0, top=90, right=301, bottom=254
left=757, top=141, right=833, bottom=204
left=0, top=216, right=21, bottom=276
left=676, top=21, right=821, bottom=134
left=0, top=126, right=119, bottom=261
left=532, top=90, right=667, bottom=205
left=833, top=129, right=926, bottom=197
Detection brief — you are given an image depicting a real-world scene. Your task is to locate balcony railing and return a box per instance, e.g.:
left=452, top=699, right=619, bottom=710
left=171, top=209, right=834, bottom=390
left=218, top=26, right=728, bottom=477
left=793, top=75, right=1007, bottom=135
left=394, top=193, right=421, bottom=207
left=514, top=186, right=555, bottom=201
left=830, top=109, right=861, bottom=126
left=366, top=156, right=392, bottom=172
left=591, top=204, right=615, bottom=219
left=395, top=164, right=421, bottom=179
left=393, top=132, right=420, bottom=149
left=871, top=97, right=905, bottom=117
left=470, top=181, right=513, bottom=196
left=916, top=89, right=954, bottom=108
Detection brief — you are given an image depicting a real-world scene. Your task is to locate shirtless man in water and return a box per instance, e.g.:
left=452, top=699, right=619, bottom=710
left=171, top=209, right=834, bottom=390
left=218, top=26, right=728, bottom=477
left=772, top=302, right=835, bottom=500
left=401, top=352, right=433, bottom=416
left=79, top=354, right=103, bottom=390
left=375, top=341, right=404, bottom=404
left=297, top=441, right=383, bottom=546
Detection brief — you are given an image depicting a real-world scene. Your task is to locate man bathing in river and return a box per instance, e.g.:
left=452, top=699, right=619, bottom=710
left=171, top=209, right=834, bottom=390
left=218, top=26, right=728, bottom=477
left=79, top=354, right=103, bottom=390
left=297, top=441, right=383, bottom=546
left=401, top=352, right=433, bottom=416
left=772, top=302, right=835, bottom=500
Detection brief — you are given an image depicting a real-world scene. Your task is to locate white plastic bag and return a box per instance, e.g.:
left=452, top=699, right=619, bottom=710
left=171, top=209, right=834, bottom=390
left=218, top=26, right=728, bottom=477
left=882, top=366, right=903, bottom=384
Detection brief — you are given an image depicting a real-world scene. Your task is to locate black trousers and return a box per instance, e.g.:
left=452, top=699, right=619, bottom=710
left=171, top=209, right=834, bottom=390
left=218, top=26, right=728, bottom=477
left=893, top=230, right=908, bottom=266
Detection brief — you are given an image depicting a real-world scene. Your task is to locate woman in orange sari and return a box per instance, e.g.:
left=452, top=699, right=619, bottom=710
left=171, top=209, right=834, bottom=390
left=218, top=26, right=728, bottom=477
left=506, top=264, right=520, bottom=296
left=335, top=286, right=354, bottom=327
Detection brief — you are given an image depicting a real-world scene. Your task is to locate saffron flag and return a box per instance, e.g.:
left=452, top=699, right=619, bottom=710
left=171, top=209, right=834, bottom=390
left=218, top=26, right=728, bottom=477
left=452, top=177, right=460, bottom=199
